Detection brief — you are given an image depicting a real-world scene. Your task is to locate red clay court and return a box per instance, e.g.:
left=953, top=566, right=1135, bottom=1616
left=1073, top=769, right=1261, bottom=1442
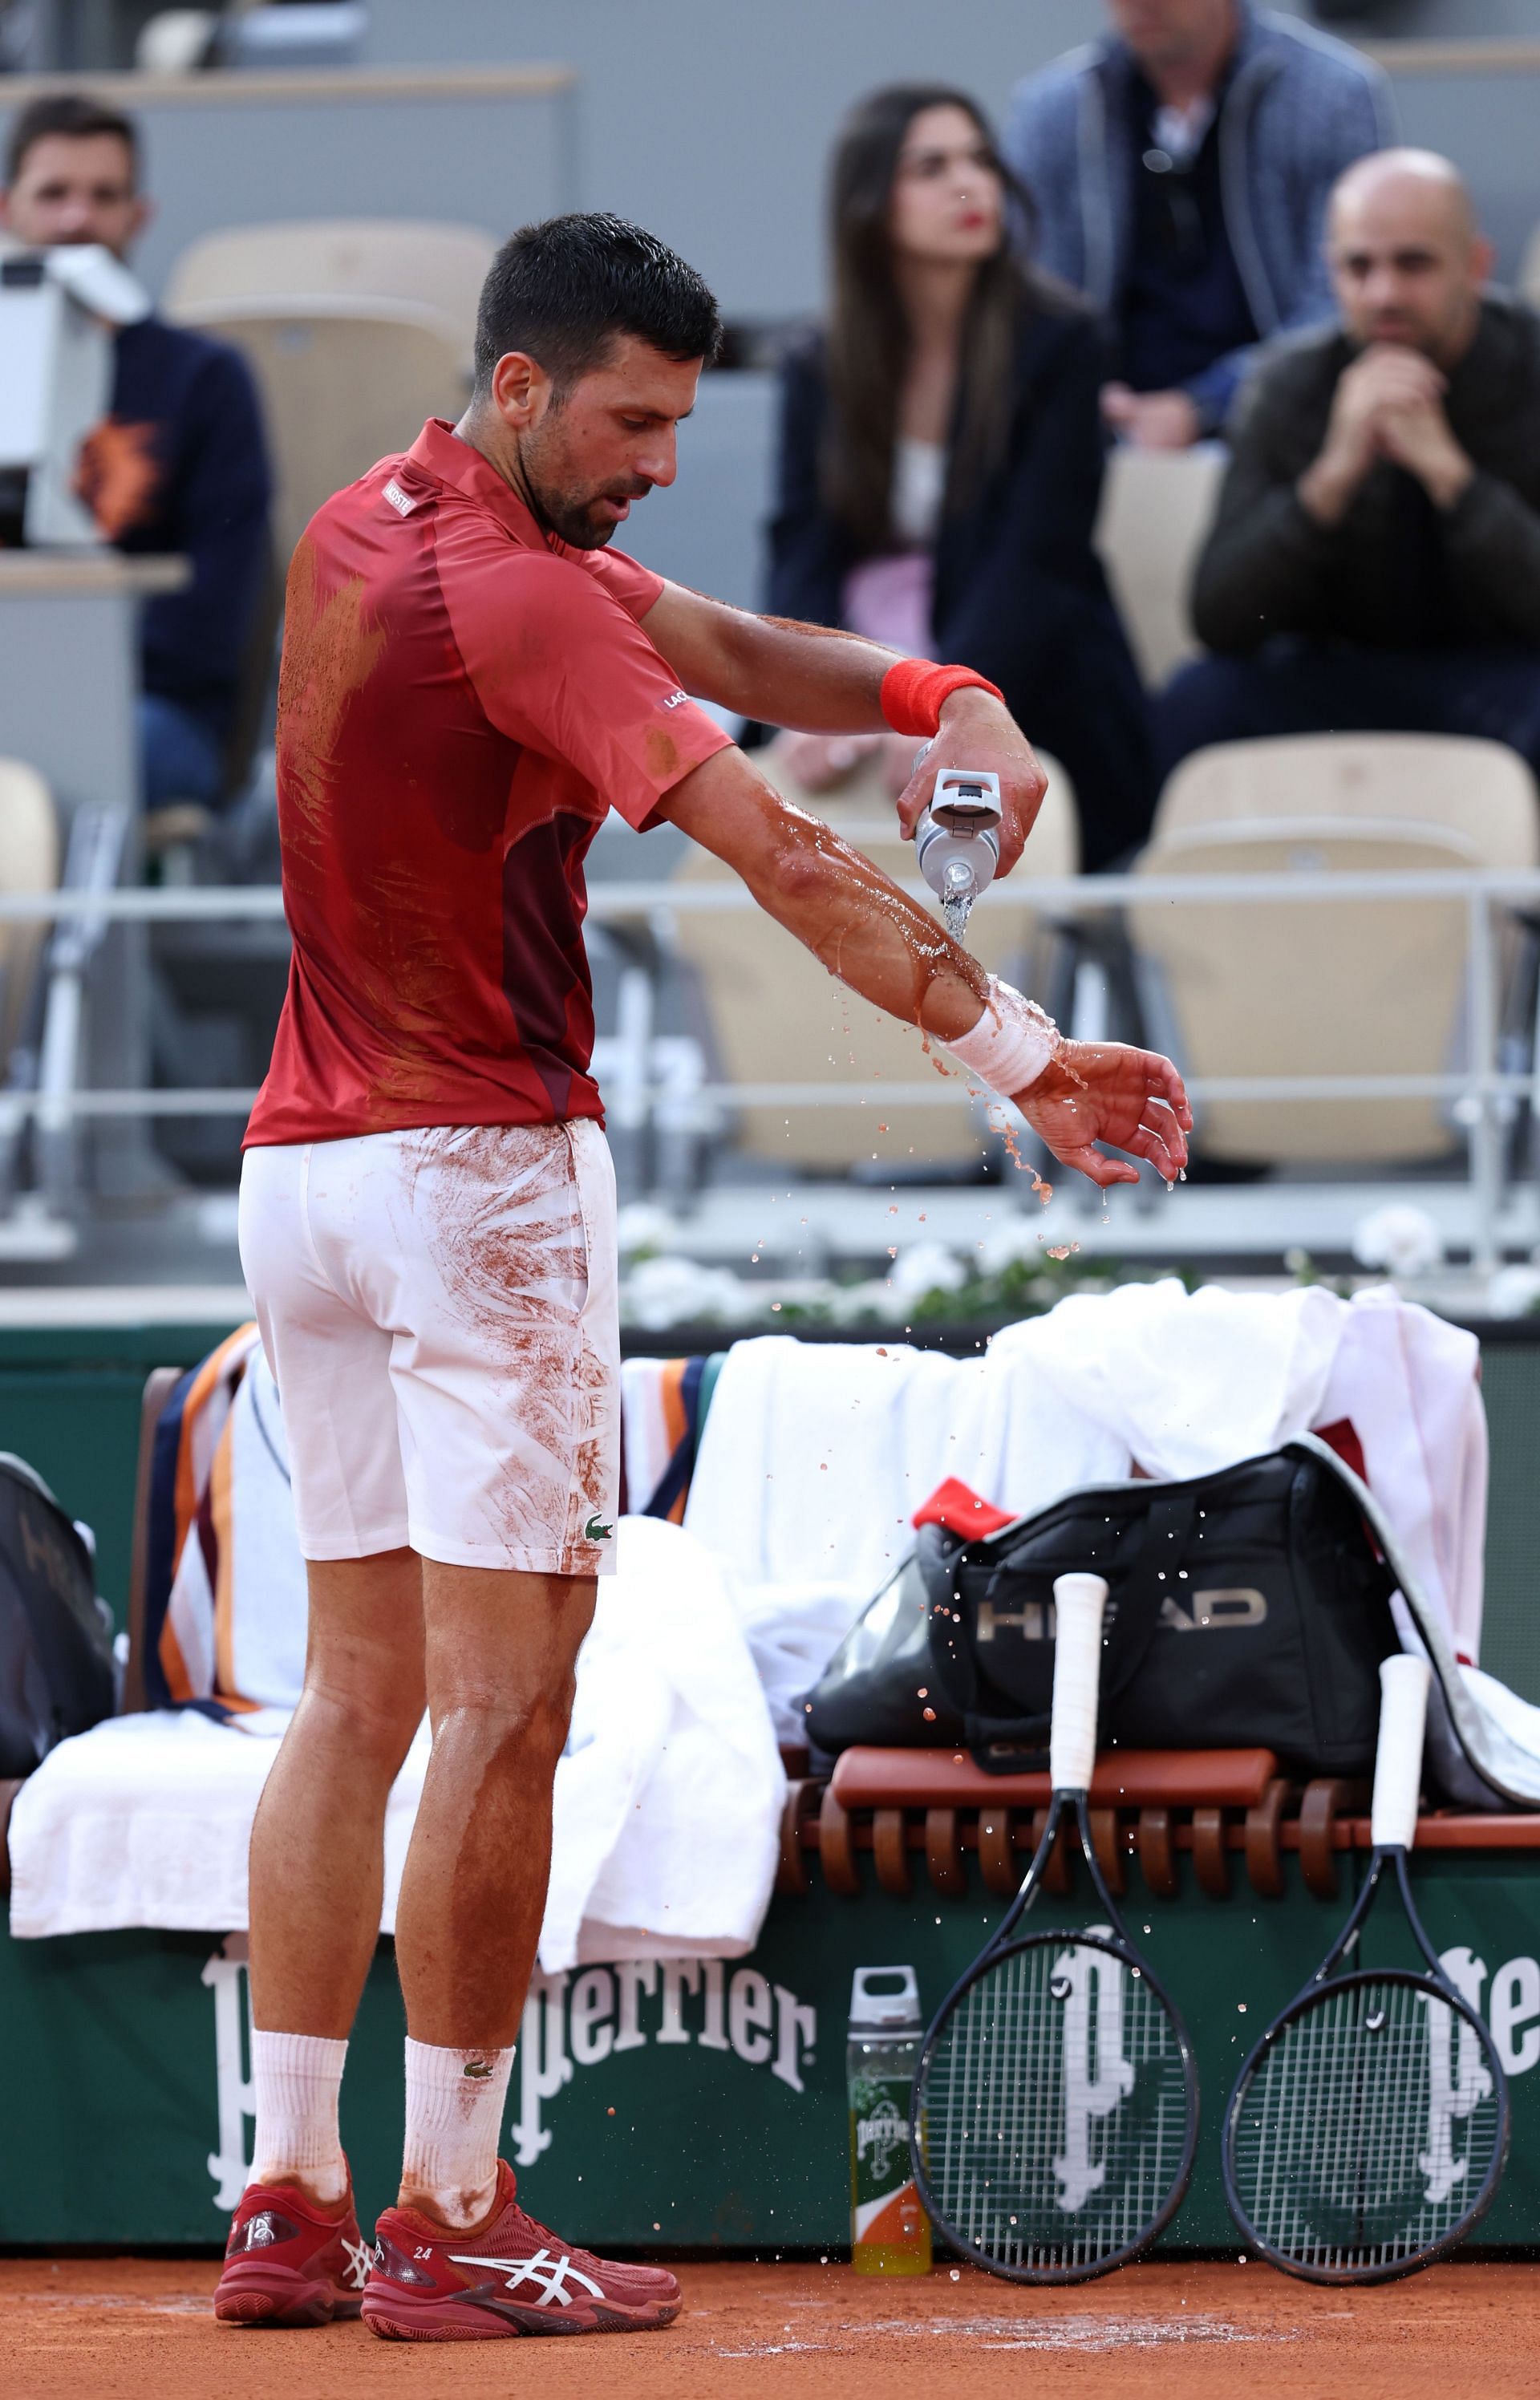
left=9, top=2256, right=1540, bottom=2400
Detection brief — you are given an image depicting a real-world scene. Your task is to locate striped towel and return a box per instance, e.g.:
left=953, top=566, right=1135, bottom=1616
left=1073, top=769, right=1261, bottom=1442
left=147, top=1324, right=266, bottom=1714
left=618, top=1354, right=723, bottom=1522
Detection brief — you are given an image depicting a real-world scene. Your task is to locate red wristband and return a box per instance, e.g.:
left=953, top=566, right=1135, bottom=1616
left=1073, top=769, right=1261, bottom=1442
left=879, top=659, right=1004, bottom=738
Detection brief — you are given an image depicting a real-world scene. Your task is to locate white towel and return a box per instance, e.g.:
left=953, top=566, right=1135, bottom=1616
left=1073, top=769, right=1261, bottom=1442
left=683, top=1332, right=1126, bottom=1589
left=9, top=1518, right=784, bottom=1968
left=996, top=1281, right=1345, bottom=1480
left=685, top=1286, right=1487, bottom=1704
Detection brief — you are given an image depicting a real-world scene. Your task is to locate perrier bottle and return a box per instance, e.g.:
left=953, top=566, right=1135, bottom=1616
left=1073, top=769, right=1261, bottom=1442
left=847, top=1965, right=931, bottom=2274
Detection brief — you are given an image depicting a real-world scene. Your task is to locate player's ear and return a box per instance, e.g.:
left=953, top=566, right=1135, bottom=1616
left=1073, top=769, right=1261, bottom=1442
left=490, top=350, right=549, bottom=431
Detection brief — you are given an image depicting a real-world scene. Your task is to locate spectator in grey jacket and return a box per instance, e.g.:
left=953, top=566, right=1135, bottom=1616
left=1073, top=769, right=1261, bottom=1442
left=1158, top=152, right=1540, bottom=783
left=1003, top=0, right=1392, bottom=447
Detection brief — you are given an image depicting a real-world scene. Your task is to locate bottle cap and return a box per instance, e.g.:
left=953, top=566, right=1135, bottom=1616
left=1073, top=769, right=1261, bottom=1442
left=849, top=1964, right=922, bottom=2029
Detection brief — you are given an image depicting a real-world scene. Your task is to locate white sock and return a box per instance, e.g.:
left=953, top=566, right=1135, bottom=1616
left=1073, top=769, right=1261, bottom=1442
left=400, top=2038, right=516, bottom=2230
left=249, top=2029, right=350, bottom=2206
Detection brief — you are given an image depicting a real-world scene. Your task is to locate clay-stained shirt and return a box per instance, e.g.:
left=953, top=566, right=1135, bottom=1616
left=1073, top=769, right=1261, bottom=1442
left=245, top=416, right=730, bottom=1145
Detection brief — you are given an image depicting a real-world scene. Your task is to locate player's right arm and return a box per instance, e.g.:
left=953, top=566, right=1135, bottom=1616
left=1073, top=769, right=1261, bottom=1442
left=640, top=579, right=1048, bottom=874
left=658, top=745, right=1190, bottom=1190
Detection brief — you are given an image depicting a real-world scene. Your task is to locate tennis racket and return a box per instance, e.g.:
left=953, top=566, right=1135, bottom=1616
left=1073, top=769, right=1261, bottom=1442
left=910, top=1571, right=1198, bottom=2282
left=1223, top=1654, right=1510, bottom=2283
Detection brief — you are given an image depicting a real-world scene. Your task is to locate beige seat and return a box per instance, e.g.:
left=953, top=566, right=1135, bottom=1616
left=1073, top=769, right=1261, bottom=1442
left=164, top=220, right=496, bottom=359
left=1095, top=445, right=1226, bottom=688
left=178, top=311, right=472, bottom=565
left=164, top=220, right=497, bottom=561
left=1129, top=734, right=1540, bottom=1164
left=671, top=749, right=1079, bottom=1173
left=0, top=761, right=59, bottom=1070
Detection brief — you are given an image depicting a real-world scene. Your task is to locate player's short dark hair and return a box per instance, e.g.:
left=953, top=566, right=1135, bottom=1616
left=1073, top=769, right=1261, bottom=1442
left=5, top=91, right=140, bottom=188
left=472, top=211, right=721, bottom=396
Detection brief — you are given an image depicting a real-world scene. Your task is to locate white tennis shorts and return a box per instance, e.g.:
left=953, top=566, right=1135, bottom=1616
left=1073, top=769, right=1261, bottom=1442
left=237, top=1120, right=620, bottom=1575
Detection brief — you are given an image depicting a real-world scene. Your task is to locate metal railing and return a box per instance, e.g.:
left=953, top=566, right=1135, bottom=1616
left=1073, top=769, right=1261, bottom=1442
left=2, top=864, right=1537, bottom=1268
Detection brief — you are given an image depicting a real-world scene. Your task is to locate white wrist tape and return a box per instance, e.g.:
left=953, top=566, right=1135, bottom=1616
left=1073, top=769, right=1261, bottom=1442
left=945, top=975, right=1062, bottom=1099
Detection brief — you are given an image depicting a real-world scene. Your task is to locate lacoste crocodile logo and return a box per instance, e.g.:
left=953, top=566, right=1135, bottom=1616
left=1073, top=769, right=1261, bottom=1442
left=583, top=1515, right=614, bottom=1541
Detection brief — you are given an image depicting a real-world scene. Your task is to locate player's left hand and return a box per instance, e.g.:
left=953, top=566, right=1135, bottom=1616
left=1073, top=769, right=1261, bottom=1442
left=1015, top=1040, right=1192, bottom=1189
left=894, top=686, right=1048, bottom=874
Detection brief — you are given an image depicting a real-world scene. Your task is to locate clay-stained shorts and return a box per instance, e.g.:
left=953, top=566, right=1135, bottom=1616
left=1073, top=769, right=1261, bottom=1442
left=237, top=1121, right=620, bottom=1575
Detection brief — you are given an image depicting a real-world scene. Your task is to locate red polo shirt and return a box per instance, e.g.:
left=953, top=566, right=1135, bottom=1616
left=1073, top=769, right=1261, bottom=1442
left=245, top=417, right=732, bottom=1147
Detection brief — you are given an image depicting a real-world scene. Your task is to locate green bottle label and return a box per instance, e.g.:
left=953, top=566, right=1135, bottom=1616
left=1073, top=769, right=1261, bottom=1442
left=850, top=2071, right=913, bottom=2209
left=849, top=2065, right=930, bottom=2267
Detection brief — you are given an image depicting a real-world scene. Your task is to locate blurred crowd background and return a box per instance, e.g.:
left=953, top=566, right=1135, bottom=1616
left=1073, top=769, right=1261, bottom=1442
left=2, top=0, right=1540, bottom=1322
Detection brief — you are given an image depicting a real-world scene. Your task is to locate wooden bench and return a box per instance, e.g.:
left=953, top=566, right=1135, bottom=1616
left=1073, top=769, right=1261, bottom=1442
left=775, top=1745, right=1540, bottom=1907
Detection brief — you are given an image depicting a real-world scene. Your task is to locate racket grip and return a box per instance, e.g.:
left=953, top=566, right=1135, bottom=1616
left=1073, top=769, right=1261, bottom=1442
left=1050, top=1573, right=1108, bottom=1793
left=1371, top=1653, right=1432, bottom=1851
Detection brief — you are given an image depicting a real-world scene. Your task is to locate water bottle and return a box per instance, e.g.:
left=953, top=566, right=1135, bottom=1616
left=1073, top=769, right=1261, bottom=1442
left=913, top=766, right=1003, bottom=943
left=847, top=1965, right=931, bottom=2275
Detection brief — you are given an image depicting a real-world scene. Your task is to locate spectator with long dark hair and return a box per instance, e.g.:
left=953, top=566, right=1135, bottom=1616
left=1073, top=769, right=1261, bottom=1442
left=767, top=83, right=1153, bottom=871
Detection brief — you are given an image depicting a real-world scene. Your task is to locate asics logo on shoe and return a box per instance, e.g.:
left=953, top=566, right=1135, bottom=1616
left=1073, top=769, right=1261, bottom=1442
left=583, top=1515, right=614, bottom=1541
left=342, top=2235, right=373, bottom=2290
left=452, top=2248, right=606, bottom=2306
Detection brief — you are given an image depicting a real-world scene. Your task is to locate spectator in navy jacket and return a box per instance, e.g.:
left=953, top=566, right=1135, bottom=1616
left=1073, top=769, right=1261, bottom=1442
left=1, top=92, right=272, bottom=809
left=1003, top=0, right=1393, bottom=447
left=768, top=84, right=1153, bottom=873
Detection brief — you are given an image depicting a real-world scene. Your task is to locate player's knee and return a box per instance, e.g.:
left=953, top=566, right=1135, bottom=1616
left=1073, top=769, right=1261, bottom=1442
left=432, top=1680, right=574, bottom=1770
left=300, top=1674, right=424, bottom=1768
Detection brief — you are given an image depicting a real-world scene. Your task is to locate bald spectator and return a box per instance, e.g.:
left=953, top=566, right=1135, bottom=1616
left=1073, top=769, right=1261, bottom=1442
left=1157, top=152, right=1540, bottom=779
left=1004, top=1, right=1392, bottom=447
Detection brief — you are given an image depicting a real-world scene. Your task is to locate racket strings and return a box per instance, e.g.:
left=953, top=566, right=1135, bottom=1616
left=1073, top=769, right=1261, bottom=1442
left=917, top=1937, right=1190, bottom=2276
left=1230, top=1976, right=1502, bottom=2273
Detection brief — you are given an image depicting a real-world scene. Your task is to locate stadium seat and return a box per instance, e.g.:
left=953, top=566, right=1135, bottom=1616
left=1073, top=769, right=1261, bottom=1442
left=164, top=220, right=496, bottom=561
left=163, top=219, right=494, bottom=356
left=669, top=748, right=1078, bottom=1174
left=1128, top=733, right=1540, bottom=1164
left=0, top=758, right=59, bottom=1073
left=1094, top=444, right=1226, bottom=689
left=1521, top=221, right=1540, bottom=310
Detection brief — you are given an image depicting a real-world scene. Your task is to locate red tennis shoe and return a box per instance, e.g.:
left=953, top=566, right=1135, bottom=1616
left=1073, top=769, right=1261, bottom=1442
left=363, top=2161, right=681, bottom=2339
left=213, top=2179, right=371, bottom=2327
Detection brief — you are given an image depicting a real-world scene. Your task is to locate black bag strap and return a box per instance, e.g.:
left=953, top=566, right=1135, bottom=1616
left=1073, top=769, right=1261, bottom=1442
left=964, top=1710, right=1050, bottom=1775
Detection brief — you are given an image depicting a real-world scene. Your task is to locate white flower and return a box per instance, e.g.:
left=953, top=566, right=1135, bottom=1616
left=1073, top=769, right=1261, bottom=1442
left=620, top=1254, right=756, bottom=1331
left=1485, top=1265, right=1540, bottom=1320
left=1351, top=1204, right=1445, bottom=1281
left=614, top=1201, right=683, bottom=1261
left=888, top=1240, right=970, bottom=1308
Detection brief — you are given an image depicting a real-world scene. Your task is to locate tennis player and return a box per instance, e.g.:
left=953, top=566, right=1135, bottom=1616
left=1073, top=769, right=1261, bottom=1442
left=216, top=212, right=1190, bottom=2341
